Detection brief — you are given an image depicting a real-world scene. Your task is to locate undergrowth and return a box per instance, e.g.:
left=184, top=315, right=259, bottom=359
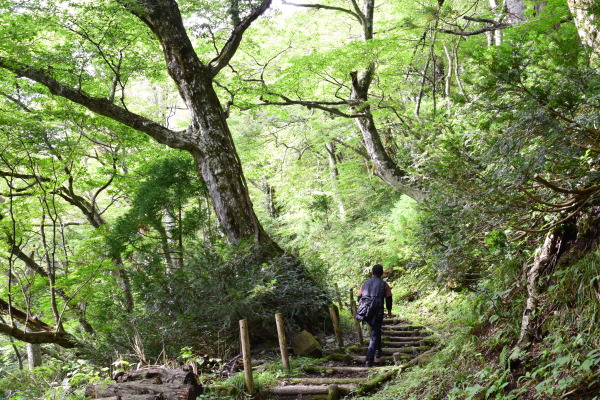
left=356, top=248, right=600, bottom=400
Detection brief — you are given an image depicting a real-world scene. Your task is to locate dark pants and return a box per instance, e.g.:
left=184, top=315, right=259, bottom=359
left=366, top=312, right=384, bottom=362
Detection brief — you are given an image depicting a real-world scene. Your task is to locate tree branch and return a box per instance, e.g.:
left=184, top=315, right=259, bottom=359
left=208, top=0, right=273, bottom=76
left=534, top=175, right=600, bottom=196
left=282, top=0, right=362, bottom=23
left=261, top=94, right=365, bottom=118
left=0, top=170, right=50, bottom=182
left=0, top=298, right=54, bottom=332
left=435, top=23, right=509, bottom=37
left=0, top=322, right=77, bottom=348
left=0, top=57, right=192, bottom=150
left=331, top=137, right=370, bottom=161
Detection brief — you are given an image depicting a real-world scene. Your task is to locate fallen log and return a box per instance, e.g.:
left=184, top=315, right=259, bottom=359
left=114, top=368, right=198, bottom=387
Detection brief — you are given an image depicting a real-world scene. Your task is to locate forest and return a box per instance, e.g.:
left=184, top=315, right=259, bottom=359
left=0, top=0, right=598, bottom=398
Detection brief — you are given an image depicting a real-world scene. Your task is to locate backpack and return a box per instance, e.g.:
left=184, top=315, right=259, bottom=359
left=355, top=295, right=381, bottom=322
left=355, top=279, right=386, bottom=322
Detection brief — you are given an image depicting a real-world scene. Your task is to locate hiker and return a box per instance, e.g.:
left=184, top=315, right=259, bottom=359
left=357, top=263, right=392, bottom=367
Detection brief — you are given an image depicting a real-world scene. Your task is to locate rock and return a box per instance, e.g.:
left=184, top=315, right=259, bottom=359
left=292, top=330, right=323, bottom=357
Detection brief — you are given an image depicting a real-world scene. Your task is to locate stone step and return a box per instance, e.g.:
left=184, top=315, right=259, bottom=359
left=351, top=345, right=429, bottom=355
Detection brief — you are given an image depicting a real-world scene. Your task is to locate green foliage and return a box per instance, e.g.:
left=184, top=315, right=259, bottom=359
left=0, top=358, right=110, bottom=400
left=359, top=245, right=600, bottom=400
left=106, top=153, right=207, bottom=257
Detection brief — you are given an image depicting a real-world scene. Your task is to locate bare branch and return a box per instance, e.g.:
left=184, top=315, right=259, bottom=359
left=208, top=0, right=273, bottom=76
left=463, top=16, right=502, bottom=24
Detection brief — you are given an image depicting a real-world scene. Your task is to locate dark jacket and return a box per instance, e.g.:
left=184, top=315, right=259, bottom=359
left=358, top=276, right=392, bottom=314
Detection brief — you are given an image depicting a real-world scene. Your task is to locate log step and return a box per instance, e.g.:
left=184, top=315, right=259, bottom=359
left=353, top=353, right=411, bottom=363
left=303, top=366, right=371, bottom=374
left=383, top=324, right=426, bottom=331
left=268, top=384, right=354, bottom=395
left=380, top=346, right=430, bottom=354
left=384, top=335, right=438, bottom=343
left=286, top=377, right=366, bottom=385
left=382, top=329, right=425, bottom=336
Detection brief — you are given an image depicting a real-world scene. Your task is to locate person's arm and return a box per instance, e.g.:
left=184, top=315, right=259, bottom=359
left=385, top=283, right=392, bottom=318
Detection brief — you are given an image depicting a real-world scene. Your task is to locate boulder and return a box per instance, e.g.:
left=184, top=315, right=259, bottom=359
left=292, top=330, right=323, bottom=357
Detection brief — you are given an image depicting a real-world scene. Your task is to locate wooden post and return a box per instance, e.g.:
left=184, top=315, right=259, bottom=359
left=328, top=304, right=344, bottom=349
left=350, top=301, right=364, bottom=346
left=239, top=319, right=254, bottom=394
left=275, top=313, right=290, bottom=371
left=334, top=283, right=344, bottom=311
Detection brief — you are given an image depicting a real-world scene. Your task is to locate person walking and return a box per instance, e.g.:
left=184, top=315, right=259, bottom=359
left=357, top=264, right=392, bottom=367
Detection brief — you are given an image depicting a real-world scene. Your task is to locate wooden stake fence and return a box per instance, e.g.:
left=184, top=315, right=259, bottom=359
left=239, top=319, right=254, bottom=394
left=349, top=288, right=364, bottom=345
left=275, top=313, right=290, bottom=370
left=328, top=304, right=344, bottom=349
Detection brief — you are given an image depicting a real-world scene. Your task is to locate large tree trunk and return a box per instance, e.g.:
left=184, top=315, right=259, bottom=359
left=347, top=0, right=425, bottom=201
left=26, top=343, right=42, bottom=370
left=350, top=71, right=425, bottom=201
left=0, top=0, right=279, bottom=251
left=325, top=142, right=346, bottom=219
left=567, top=0, right=600, bottom=62
left=505, top=0, right=526, bottom=24
left=133, top=0, right=280, bottom=252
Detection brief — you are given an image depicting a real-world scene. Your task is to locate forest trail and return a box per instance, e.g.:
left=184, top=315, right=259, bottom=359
left=84, top=318, right=441, bottom=400
left=266, top=318, right=440, bottom=399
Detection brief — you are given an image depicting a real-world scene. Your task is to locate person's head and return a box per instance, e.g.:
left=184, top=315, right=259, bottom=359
left=372, top=264, right=384, bottom=277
